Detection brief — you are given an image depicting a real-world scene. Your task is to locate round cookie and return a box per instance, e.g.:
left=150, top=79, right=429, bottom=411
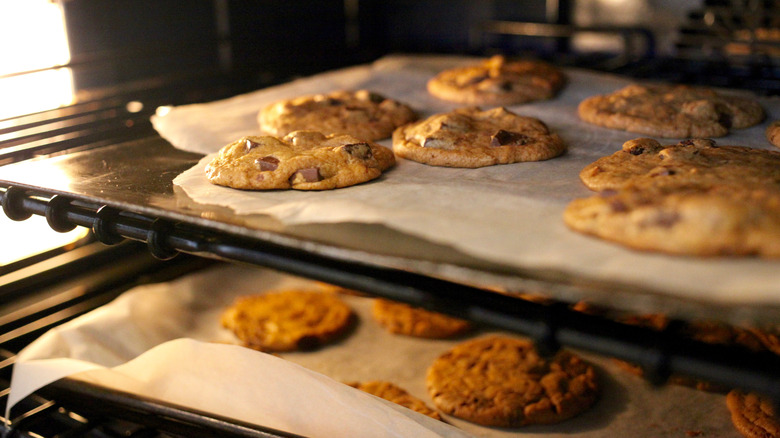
left=578, top=83, right=764, bottom=137
left=427, top=55, right=565, bottom=106
left=767, top=120, right=780, bottom=148
left=346, top=381, right=442, bottom=420
left=221, top=289, right=354, bottom=352
left=206, top=131, right=395, bottom=190
left=726, top=390, right=779, bottom=438
left=579, top=138, right=780, bottom=192
left=258, top=89, right=417, bottom=141
left=426, top=336, right=599, bottom=427
left=371, top=299, right=472, bottom=339
left=564, top=184, right=780, bottom=257
left=392, top=106, right=565, bottom=168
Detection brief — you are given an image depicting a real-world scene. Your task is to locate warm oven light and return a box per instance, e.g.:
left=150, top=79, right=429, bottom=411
left=0, top=0, right=74, bottom=119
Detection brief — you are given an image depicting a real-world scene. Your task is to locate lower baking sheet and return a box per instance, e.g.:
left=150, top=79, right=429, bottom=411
left=10, top=264, right=742, bottom=437
left=154, top=54, right=780, bottom=313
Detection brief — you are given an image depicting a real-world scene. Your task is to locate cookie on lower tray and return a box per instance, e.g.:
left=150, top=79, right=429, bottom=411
left=206, top=131, right=395, bottom=190
left=258, top=89, right=417, bottom=141
left=426, top=336, right=599, bottom=427
left=392, top=106, right=565, bottom=168
left=346, top=381, right=442, bottom=420
left=767, top=120, right=780, bottom=148
left=371, top=299, right=472, bottom=339
left=427, top=55, right=565, bottom=106
left=726, top=390, right=780, bottom=438
left=578, top=138, right=780, bottom=192
left=578, top=83, right=764, bottom=137
left=221, top=289, right=354, bottom=352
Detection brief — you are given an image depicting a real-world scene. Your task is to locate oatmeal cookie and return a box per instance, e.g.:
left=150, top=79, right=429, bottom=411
left=371, top=299, right=472, bottom=339
left=427, top=55, right=565, bottom=106
left=426, top=336, right=599, bottom=427
left=727, top=390, right=779, bottom=438
left=392, top=106, right=565, bottom=167
left=221, top=289, right=354, bottom=352
left=206, top=131, right=395, bottom=190
left=346, top=381, right=442, bottom=420
left=258, top=89, right=416, bottom=141
left=578, top=83, right=764, bottom=137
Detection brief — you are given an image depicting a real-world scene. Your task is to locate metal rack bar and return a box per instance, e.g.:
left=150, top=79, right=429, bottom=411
left=1, top=185, right=779, bottom=406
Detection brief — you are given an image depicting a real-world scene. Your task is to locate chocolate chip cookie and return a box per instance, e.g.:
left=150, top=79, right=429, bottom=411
left=392, top=106, right=565, bottom=168
left=206, top=131, right=395, bottom=190
left=371, top=299, right=472, bottom=339
left=259, top=90, right=417, bottom=141
left=427, top=55, right=565, bottom=105
left=426, top=336, right=599, bottom=427
left=767, top=120, right=780, bottom=148
left=578, top=83, right=764, bottom=137
left=346, top=381, right=442, bottom=420
left=221, top=289, right=354, bottom=352
left=727, top=390, right=779, bottom=438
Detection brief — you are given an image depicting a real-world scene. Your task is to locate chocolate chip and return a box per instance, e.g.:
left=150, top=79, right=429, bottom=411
left=290, top=167, right=322, bottom=184
left=627, top=145, right=645, bottom=155
left=498, top=80, right=513, bottom=91
left=609, top=199, right=629, bottom=212
left=366, top=92, right=384, bottom=103
left=422, top=137, right=448, bottom=148
left=718, top=112, right=733, bottom=129
left=244, top=138, right=261, bottom=152
left=256, top=156, right=279, bottom=171
left=324, top=98, right=343, bottom=106
left=654, top=211, right=681, bottom=228
left=651, top=167, right=676, bottom=177
left=490, top=129, right=529, bottom=147
left=341, top=142, right=373, bottom=160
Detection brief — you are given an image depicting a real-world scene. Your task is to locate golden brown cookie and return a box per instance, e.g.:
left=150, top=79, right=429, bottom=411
left=205, top=131, right=395, bottom=190
left=427, top=55, right=565, bottom=105
left=221, top=289, right=354, bottom=352
left=371, top=299, right=472, bottom=339
left=346, top=381, right=442, bottom=420
left=727, top=390, right=779, bottom=438
left=426, top=336, right=599, bottom=427
left=392, top=106, right=565, bottom=168
left=566, top=138, right=780, bottom=257
left=578, top=83, right=764, bottom=137
left=579, top=138, right=780, bottom=192
left=564, top=184, right=780, bottom=257
left=767, top=121, right=780, bottom=148
left=258, top=90, right=417, bottom=141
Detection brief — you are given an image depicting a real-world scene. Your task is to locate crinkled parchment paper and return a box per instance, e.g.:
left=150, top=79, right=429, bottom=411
left=10, top=265, right=741, bottom=437
left=154, top=55, right=780, bottom=308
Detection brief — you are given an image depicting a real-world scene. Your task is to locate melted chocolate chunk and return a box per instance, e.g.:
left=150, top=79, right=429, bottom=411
left=651, top=167, right=676, bottom=177
left=718, top=112, right=733, bottom=129
left=627, top=145, right=646, bottom=155
left=490, top=129, right=529, bottom=147
left=341, top=142, right=373, bottom=160
left=290, top=167, right=322, bottom=184
left=366, top=92, right=385, bottom=103
left=609, top=199, right=629, bottom=212
left=654, top=211, right=681, bottom=228
left=244, top=138, right=261, bottom=152
left=256, top=156, right=279, bottom=171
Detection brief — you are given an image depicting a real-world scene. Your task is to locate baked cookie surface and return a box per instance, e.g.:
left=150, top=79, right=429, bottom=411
left=767, top=120, right=780, bottom=148
left=566, top=138, right=780, bottom=256
left=371, top=299, right=472, bottom=339
left=578, top=83, right=764, bottom=137
left=726, top=390, right=779, bottom=438
left=206, top=131, right=395, bottom=190
left=346, top=381, right=442, bottom=420
left=426, top=336, right=599, bottom=427
left=579, top=138, right=780, bottom=192
left=427, top=55, right=565, bottom=105
left=392, top=106, right=565, bottom=167
left=258, top=89, right=416, bottom=141
left=221, top=289, right=354, bottom=352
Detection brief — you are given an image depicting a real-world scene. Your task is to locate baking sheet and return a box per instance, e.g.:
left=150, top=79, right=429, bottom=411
left=9, top=264, right=742, bottom=437
left=154, top=54, right=780, bottom=309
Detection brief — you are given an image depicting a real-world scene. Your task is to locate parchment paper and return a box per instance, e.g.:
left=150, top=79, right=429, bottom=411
left=9, top=264, right=741, bottom=437
left=154, top=54, right=780, bottom=308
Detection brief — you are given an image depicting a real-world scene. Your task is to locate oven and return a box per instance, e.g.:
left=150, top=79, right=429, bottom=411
left=1, top=1, right=779, bottom=437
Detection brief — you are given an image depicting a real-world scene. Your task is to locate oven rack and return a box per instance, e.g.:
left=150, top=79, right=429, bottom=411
left=1, top=184, right=779, bottom=410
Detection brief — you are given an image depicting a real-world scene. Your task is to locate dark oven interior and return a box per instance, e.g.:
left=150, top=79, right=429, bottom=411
left=1, top=1, right=779, bottom=437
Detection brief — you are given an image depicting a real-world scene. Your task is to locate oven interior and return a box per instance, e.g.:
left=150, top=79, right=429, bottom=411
left=1, top=0, right=779, bottom=436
